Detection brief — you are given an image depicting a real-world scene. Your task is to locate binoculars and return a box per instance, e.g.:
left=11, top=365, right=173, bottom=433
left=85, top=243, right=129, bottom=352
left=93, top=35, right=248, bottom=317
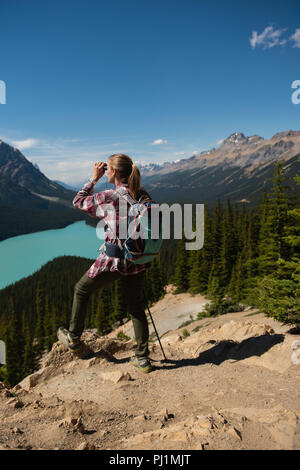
left=103, top=164, right=107, bottom=171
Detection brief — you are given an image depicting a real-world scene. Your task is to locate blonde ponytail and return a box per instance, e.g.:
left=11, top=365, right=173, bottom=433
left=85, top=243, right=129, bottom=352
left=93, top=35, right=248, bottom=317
left=128, top=163, right=141, bottom=201
left=108, top=154, right=149, bottom=201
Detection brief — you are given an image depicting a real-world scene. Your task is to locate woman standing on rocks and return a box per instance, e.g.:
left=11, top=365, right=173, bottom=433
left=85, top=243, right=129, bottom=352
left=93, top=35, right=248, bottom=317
left=57, top=154, right=153, bottom=373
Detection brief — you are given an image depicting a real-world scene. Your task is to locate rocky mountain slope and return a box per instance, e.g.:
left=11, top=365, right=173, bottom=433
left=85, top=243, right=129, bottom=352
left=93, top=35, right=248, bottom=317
left=0, top=286, right=299, bottom=450
left=0, top=140, right=77, bottom=204
left=141, top=130, right=300, bottom=206
left=93, top=130, right=300, bottom=207
left=0, top=140, right=87, bottom=240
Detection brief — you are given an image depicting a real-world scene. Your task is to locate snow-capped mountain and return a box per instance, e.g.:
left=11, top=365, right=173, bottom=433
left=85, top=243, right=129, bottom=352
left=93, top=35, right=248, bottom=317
left=139, top=130, right=300, bottom=206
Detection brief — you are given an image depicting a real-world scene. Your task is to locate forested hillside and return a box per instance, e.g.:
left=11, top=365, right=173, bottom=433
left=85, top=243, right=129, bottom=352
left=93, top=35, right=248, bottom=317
left=0, top=245, right=172, bottom=386
left=175, top=160, right=300, bottom=325
left=0, top=159, right=299, bottom=387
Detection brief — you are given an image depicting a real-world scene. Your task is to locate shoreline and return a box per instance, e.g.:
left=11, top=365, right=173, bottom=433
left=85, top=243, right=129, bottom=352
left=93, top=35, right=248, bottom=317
left=0, top=221, right=103, bottom=290
left=0, top=218, right=95, bottom=244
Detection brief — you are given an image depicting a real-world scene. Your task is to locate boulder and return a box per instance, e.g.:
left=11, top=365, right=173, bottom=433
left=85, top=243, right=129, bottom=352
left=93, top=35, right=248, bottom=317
left=101, top=371, right=133, bottom=384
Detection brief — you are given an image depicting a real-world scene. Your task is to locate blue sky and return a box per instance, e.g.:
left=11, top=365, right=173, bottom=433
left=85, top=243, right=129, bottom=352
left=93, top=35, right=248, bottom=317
left=0, top=0, right=300, bottom=184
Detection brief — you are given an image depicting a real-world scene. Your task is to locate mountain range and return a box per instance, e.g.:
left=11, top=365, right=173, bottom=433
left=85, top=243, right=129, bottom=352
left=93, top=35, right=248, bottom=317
left=90, top=130, right=300, bottom=207
left=0, top=129, right=299, bottom=240
left=140, top=130, right=300, bottom=206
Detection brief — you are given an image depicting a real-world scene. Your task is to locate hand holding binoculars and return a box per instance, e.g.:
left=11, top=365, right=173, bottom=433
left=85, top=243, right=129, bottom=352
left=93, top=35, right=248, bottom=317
left=93, top=162, right=107, bottom=182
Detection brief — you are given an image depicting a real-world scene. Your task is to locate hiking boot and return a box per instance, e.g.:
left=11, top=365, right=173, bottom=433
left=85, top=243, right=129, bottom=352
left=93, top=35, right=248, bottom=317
left=57, top=327, right=82, bottom=351
left=130, top=355, right=152, bottom=373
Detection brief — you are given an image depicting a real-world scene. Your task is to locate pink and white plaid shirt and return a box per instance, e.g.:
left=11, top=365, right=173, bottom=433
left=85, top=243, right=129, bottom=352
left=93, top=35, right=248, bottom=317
left=73, top=181, right=152, bottom=278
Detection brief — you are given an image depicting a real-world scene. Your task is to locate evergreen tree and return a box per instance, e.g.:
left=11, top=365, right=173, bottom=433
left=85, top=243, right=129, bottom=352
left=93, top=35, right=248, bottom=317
left=51, top=303, right=59, bottom=344
left=5, top=296, right=23, bottom=386
left=158, top=240, right=177, bottom=285
left=253, top=160, right=300, bottom=325
left=211, top=199, right=223, bottom=267
left=188, top=205, right=213, bottom=294
left=244, top=209, right=260, bottom=275
left=236, top=203, right=248, bottom=254
left=220, top=199, right=238, bottom=287
left=187, top=245, right=202, bottom=294
left=34, top=282, right=45, bottom=355
left=149, top=257, right=165, bottom=302
left=207, top=199, right=224, bottom=298
left=173, top=237, right=190, bottom=293
left=22, top=319, right=35, bottom=377
left=207, top=260, right=224, bottom=301
left=227, top=254, right=244, bottom=303
left=257, top=161, right=291, bottom=275
left=43, top=294, right=53, bottom=351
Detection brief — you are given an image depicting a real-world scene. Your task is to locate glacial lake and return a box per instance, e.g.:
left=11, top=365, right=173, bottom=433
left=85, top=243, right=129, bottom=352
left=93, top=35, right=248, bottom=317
left=0, top=221, right=104, bottom=289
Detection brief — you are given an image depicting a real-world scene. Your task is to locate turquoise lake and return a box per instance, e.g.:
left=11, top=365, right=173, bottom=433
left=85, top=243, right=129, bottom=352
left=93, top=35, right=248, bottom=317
left=0, top=221, right=104, bottom=289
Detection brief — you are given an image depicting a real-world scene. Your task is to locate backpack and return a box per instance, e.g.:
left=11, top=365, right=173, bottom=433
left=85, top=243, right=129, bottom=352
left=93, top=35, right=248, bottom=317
left=104, top=186, right=163, bottom=264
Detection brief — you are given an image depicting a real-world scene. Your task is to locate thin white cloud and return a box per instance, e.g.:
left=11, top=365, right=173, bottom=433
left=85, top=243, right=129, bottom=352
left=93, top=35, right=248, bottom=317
left=152, top=139, right=168, bottom=145
left=12, top=138, right=39, bottom=150
left=290, top=29, right=300, bottom=48
left=250, top=25, right=288, bottom=49
left=3, top=133, right=205, bottom=184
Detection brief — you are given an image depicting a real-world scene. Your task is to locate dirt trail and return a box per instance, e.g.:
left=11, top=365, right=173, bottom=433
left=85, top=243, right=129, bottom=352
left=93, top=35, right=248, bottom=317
left=111, top=285, right=208, bottom=340
left=0, top=287, right=300, bottom=450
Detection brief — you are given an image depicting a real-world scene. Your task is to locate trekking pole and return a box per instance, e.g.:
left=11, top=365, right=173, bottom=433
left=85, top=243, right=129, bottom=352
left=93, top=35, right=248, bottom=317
left=143, top=291, right=167, bottom=361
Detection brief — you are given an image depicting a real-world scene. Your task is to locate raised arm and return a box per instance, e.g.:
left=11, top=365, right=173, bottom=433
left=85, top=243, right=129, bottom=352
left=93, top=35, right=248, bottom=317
left=72, top=161, right=112, bottom=219
left=72, top=182, right=114, bottom=219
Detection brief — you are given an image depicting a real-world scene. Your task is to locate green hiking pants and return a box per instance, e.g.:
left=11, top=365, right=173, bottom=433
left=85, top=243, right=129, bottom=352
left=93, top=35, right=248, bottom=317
left=69, top=269, right=149, bottom=357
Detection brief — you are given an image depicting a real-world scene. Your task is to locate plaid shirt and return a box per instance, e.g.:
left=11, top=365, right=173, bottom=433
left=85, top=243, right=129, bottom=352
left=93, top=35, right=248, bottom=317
left=73, top=181, right=152, bottom=278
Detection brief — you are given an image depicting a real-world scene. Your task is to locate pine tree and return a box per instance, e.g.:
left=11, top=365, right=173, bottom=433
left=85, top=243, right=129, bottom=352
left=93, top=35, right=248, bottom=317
left=257, top=161, right=291, bottom=275
left=173, top=238, right=190, bottom=293
left=220, top=199, right=238, bottom=287
left=207, top=260, right=224, bottom=301
left=207, top=200, right=224, bottom=297
left=244, top=209, right=260, bottom=274
left=188, top=205, right=213, bottom=294
left=43, top=294, right=53, bottom=351
left=34, top=282, right=45, bottom=355
left=5, top=296, right=23, bottom=386
left=227, top=255, right=244, bottom=303
left=149, top=257, right=165, bottom=302
left=51, top=303, right=59, bottom=344
left=188, top=246, right=202, bottom=294
left=159, top=241, right=177, bottom=284
left=253, top=160, right=300, bottom=325
left=211, top=199, right=223, bottom=267
left=236, top=203, right=248, bottom=254
left=22, top=319, right=35, bottom=377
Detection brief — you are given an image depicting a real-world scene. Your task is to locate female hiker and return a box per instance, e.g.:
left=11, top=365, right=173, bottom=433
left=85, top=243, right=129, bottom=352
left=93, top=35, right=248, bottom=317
left=57, top=154, right=153, bottom=373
